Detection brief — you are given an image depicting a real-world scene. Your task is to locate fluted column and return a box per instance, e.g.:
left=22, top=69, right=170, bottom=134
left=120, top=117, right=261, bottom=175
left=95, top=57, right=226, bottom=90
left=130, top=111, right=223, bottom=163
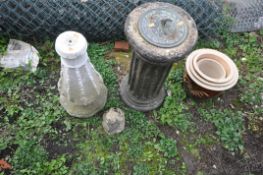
left=128, top=52, right=172, bottom=99
left=120, top=2, right=198, bottom=111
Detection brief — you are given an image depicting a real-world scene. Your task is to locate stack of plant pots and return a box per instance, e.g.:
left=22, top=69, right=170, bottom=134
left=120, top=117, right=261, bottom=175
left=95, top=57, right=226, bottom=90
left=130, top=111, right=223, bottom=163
left=184, top=49, right=239, bottom=98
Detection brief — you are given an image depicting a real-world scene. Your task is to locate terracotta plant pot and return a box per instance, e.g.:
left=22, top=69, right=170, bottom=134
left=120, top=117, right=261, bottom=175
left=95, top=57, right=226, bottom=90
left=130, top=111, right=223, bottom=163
left=185, top=49, right=239, bottom=98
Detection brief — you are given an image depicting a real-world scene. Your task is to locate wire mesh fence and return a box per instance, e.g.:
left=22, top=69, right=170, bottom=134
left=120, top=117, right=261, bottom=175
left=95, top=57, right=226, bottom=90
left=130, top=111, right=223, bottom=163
left=225, top=0, right=263, bottom=32
left=0, top=0, right=225, bottom=41
left=0, top=0, right=262, bottom=41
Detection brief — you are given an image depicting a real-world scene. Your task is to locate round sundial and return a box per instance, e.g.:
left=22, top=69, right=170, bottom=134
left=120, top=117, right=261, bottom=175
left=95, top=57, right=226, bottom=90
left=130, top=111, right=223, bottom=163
left=138, top=8, right=189, bottom=48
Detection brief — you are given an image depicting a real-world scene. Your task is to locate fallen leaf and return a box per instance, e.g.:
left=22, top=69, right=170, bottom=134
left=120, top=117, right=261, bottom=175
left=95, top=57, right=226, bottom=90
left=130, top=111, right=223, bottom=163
left=0, top=159, right=12, bottom=170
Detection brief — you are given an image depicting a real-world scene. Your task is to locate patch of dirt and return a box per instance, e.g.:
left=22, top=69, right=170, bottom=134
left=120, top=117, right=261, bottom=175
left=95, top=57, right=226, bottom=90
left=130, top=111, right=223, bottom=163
left=41, top=134, right=76, bottom=158
left=199, top=144, right=240, bottom=175
left=111, top=143, right=120, bottom=153
left=189, top=106, right=215, bottom=134
left=123, top=160, right=133, bottom=175
left=107, top=51, right=131, bottom=83
left=199, top=142, right=263, bottom=175
left=0, top=144, right=18, bottom=159
left=41, top=121, right=76, bottom=166
left=218, top=87, right=241, bottom=108
left=242, top=128, right=263, bottom=173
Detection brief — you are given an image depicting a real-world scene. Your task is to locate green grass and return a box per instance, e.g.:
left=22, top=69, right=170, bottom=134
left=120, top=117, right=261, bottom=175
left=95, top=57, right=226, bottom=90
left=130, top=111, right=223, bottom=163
left=0, top=37, right=8, bottom=56
left=0, top=30, right=262, bottom=174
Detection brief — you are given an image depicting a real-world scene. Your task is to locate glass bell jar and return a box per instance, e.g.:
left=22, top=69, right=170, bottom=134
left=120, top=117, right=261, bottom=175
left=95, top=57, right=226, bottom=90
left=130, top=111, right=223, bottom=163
left=55, top=31, right=107, bottom=118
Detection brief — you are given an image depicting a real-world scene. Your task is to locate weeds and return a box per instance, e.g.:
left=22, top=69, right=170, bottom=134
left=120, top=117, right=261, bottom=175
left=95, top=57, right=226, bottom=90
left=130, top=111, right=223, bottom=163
left=198, top=109, right=244, bottom=152
left=240, top=75, right=263, bottom=109
left=155, top=138, right=178, bottom=158
left=158, top=64, right=193, bottom=132
left=0, top=29, right=262, bottom=174
left=0, top=37, right=8, bottom=56
left=11, top=140, right=47, bottom=171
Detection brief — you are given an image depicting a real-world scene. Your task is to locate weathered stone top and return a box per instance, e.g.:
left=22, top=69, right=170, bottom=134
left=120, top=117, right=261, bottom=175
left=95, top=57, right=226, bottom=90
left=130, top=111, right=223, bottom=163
left=125, top=2, right=198, bottom=64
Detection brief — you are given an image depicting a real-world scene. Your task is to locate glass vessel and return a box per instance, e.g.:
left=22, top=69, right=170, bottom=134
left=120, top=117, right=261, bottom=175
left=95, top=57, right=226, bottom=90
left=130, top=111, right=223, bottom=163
left=55, top=31, right=107, bottom=118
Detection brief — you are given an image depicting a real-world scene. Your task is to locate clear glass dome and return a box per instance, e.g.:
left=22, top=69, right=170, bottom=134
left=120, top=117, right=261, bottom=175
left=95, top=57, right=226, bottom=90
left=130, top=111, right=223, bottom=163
left=55, top=31, right=107, bottom=118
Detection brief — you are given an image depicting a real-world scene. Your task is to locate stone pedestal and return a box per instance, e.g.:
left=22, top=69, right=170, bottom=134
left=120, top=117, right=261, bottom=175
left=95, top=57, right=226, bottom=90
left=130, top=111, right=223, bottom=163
left=55, top=31, right=107, bottom=118
left=120, top=2, right=198, bottom=111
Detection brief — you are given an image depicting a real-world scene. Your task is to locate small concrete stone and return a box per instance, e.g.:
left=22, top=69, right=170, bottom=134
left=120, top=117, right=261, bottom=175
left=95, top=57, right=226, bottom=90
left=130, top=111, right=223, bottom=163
left=102, top=108, right=125, bottom=135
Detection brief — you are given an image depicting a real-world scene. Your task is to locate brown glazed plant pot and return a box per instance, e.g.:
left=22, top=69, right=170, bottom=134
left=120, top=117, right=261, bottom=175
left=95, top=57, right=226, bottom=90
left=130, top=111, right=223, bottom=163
left=185, top=49, right=239, bottom=99
left=183, top=72, right=222, bottom=99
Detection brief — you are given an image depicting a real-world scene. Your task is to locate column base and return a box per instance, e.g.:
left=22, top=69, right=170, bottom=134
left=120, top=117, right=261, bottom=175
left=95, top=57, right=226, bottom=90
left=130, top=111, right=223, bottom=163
left=120, top=75, right=166, bottom=112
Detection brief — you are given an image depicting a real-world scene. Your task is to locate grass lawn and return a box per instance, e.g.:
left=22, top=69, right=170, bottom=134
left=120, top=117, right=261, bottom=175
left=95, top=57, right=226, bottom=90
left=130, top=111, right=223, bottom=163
left=0, top=30, right=262, bottom=175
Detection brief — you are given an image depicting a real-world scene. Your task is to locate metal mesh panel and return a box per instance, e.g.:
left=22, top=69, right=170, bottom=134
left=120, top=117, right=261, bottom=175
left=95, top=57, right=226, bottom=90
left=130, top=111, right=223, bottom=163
left=0, top=0, right=224, bottom=41
left=225, top=0, right=263, bottom=32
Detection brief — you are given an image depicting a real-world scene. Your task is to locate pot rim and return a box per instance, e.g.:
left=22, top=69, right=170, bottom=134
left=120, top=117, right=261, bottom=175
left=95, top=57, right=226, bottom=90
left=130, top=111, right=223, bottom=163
left=192, top=52, right=234, bottom=84
left=186, top=49, right=239, bottom=91
left=194, top=58, right=227, bottom=82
